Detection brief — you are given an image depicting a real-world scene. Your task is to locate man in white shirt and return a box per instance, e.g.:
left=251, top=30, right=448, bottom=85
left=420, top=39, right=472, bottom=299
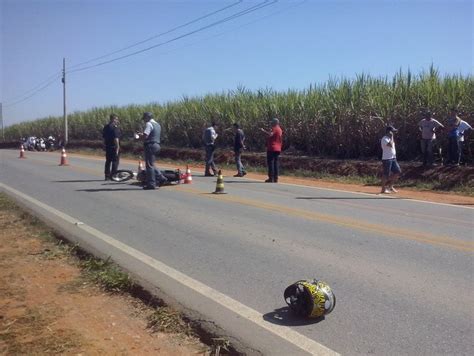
left=202, top=122, right=219, bottom=176
left=418, top=110, right=444, bottom=166
left=380, top=126, right=401, bottom=194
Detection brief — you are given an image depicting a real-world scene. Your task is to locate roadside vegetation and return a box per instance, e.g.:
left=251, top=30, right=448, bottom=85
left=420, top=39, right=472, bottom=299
left=4, top=67, right=473, bottom=161
left=0, top=193, right=236, bottom=355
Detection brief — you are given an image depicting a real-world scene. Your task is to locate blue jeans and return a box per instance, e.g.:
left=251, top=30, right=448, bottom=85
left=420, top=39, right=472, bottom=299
left=205, top=144, right=217, bottom=174
left=235, top=149, right=245, bottom=174
left=144, top=143, right=165, bottom=188
left=382, top=158, right=401, bottom=178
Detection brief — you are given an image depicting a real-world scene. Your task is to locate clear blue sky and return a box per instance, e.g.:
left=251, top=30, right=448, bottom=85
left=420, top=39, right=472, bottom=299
left=1, top=0, right=472, bottom=126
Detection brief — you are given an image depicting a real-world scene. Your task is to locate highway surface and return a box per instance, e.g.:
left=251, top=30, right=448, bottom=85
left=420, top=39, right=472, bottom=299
left=1, top=149, right=473, bottom=355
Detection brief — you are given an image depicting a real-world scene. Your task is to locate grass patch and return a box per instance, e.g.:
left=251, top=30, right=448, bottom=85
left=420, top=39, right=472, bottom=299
left=147, top=307, right=193, bottom=335
left=81, top=256, right=134, bottom=292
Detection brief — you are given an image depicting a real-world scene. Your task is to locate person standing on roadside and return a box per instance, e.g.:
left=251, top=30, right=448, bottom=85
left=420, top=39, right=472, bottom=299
left=136, top=112, right=167, bottom=190
left=203, top=122, right=218, bottom=176
left=457, top=115, right=472, bottom=165
left=380, top=125, right=401, bottom=194
left=418, top=110, right=444, bottom=167
left=260, top=118, right=283, bottom=183
left=102, top=114, right=121, bottom=180
left=446, top=108, right=461, bottom=165
left=233, top=123, right=247, bottom=177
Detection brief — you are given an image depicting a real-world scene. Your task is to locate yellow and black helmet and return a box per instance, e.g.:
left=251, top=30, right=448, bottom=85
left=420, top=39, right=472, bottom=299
left=284, top=279, right=336, bottom=318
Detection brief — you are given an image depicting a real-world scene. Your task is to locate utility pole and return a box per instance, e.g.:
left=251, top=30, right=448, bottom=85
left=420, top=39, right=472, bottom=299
left=62, top=58, right=68, bottom=146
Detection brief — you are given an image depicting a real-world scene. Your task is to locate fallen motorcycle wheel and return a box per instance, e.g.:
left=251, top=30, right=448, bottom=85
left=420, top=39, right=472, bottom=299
left=111, top=170, right=135, bottom=182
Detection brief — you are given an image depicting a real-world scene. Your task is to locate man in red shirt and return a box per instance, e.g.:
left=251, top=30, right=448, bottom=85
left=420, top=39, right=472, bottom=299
left=260, top=118, right=283, bottom=183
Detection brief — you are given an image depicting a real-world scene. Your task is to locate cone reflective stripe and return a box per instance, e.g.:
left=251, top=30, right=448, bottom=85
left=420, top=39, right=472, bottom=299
left=213, top=170, right=226, bottom=194
left=184, top=165, right=192, bottom=184
left=18, top=144, right=26, bottom=159
left=59, top=147, right=69, bottom=166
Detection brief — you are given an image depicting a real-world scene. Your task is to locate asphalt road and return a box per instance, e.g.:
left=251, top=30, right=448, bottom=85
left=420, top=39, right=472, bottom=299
left=1, top=149, right=473, bottom=355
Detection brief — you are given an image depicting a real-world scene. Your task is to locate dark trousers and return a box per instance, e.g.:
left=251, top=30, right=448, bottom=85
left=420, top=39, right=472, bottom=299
left=205, top=144, right=217, bottom=174
left=267, top=151, right=280, bottom=182
left=105, top=147, right=119, bottom=177
left=144, top=143, right=165, bottom=188
left=447, top=137, right=461, bottom=164
left=420, top=139, right=434, bottom=166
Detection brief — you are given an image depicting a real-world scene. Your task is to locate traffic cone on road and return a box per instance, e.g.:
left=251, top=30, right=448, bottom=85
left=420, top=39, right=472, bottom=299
left=184, top=165, right=192, bottom=184
left=59, top=147, right=69, bottom=166
left=18, top=144, right=26, bottom=159
left=213, top=170, right=226, bottom=194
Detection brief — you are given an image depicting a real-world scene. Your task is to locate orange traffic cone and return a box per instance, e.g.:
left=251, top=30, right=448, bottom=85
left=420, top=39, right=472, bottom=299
left=59, top=147, right=69, bottom=166
left=184, top=165, right=192, bottom=184
left=18, top=144, right=26, bottom=159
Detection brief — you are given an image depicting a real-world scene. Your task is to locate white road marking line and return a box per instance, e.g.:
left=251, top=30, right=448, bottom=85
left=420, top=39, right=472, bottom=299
left=0, top=182, right=339, bottom=356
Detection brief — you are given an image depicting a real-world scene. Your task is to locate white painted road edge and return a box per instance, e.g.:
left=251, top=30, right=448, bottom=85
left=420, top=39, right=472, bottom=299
left=0, top=182, right=339, bottom=356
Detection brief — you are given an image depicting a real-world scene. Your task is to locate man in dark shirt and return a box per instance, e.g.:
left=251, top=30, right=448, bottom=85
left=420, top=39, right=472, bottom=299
left=102, top=114, right=121, bottom=180
left=233, top=123, right=246, bottom=177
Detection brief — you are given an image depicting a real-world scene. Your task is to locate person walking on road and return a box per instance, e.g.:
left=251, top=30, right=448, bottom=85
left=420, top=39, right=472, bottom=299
left=136, top=112, right=167, bottom=190
left=380, top=125, right=401, bottom=194
left=418, top=110, right=444, bottom=167
left=233, top=123, right=247, bottom=177
left=203, top=122, right=218, bottom=176
left=260, top=118, right=283, bottom=183
left=102, top=114, right=121, bottom=180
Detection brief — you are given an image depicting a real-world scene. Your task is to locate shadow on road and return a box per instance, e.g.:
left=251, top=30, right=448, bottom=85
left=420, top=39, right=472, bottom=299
left=52, top=179, right=105, bottom=183
left=296, top=196, right=401, bottom=200
left=224, top=180, right=266, bottom=184
left=76, top=188, right=139, bottom=192
left=262, top=307, right=325, bottom=326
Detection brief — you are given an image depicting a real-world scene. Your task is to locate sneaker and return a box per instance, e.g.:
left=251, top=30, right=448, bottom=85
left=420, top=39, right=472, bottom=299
left=143, top=186, right=156, bottom=190
left=380, top=189, right=391, bottom=194
left=204, top=173, right=214, bottom=177
left=242, top=171, right=247, bottom=176
left=233, top=173, right=243, bottom=177
left=265, top=178, right=273, bottom=183
left=389, top=187, right=398, bottom=193
left=104, top=175, right=111, bottom=181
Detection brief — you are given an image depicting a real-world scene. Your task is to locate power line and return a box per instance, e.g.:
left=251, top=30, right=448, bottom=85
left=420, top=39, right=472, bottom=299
left=68, top=0, right=277, bottom=74
left=151, top=0, right=308, bottom=59
left=68, top=0, right=244, bottom=70
left=3, top=75, right=61, bottom=108
left=3, top=71, right=62, bottom=104
left=3, top=1, right=278, bottom=108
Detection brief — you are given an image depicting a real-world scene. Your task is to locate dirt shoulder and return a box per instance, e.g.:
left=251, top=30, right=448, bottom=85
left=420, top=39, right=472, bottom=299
left=69, top=152, right=474, bottom=207
left=0, top=194, right=209, bottom=355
